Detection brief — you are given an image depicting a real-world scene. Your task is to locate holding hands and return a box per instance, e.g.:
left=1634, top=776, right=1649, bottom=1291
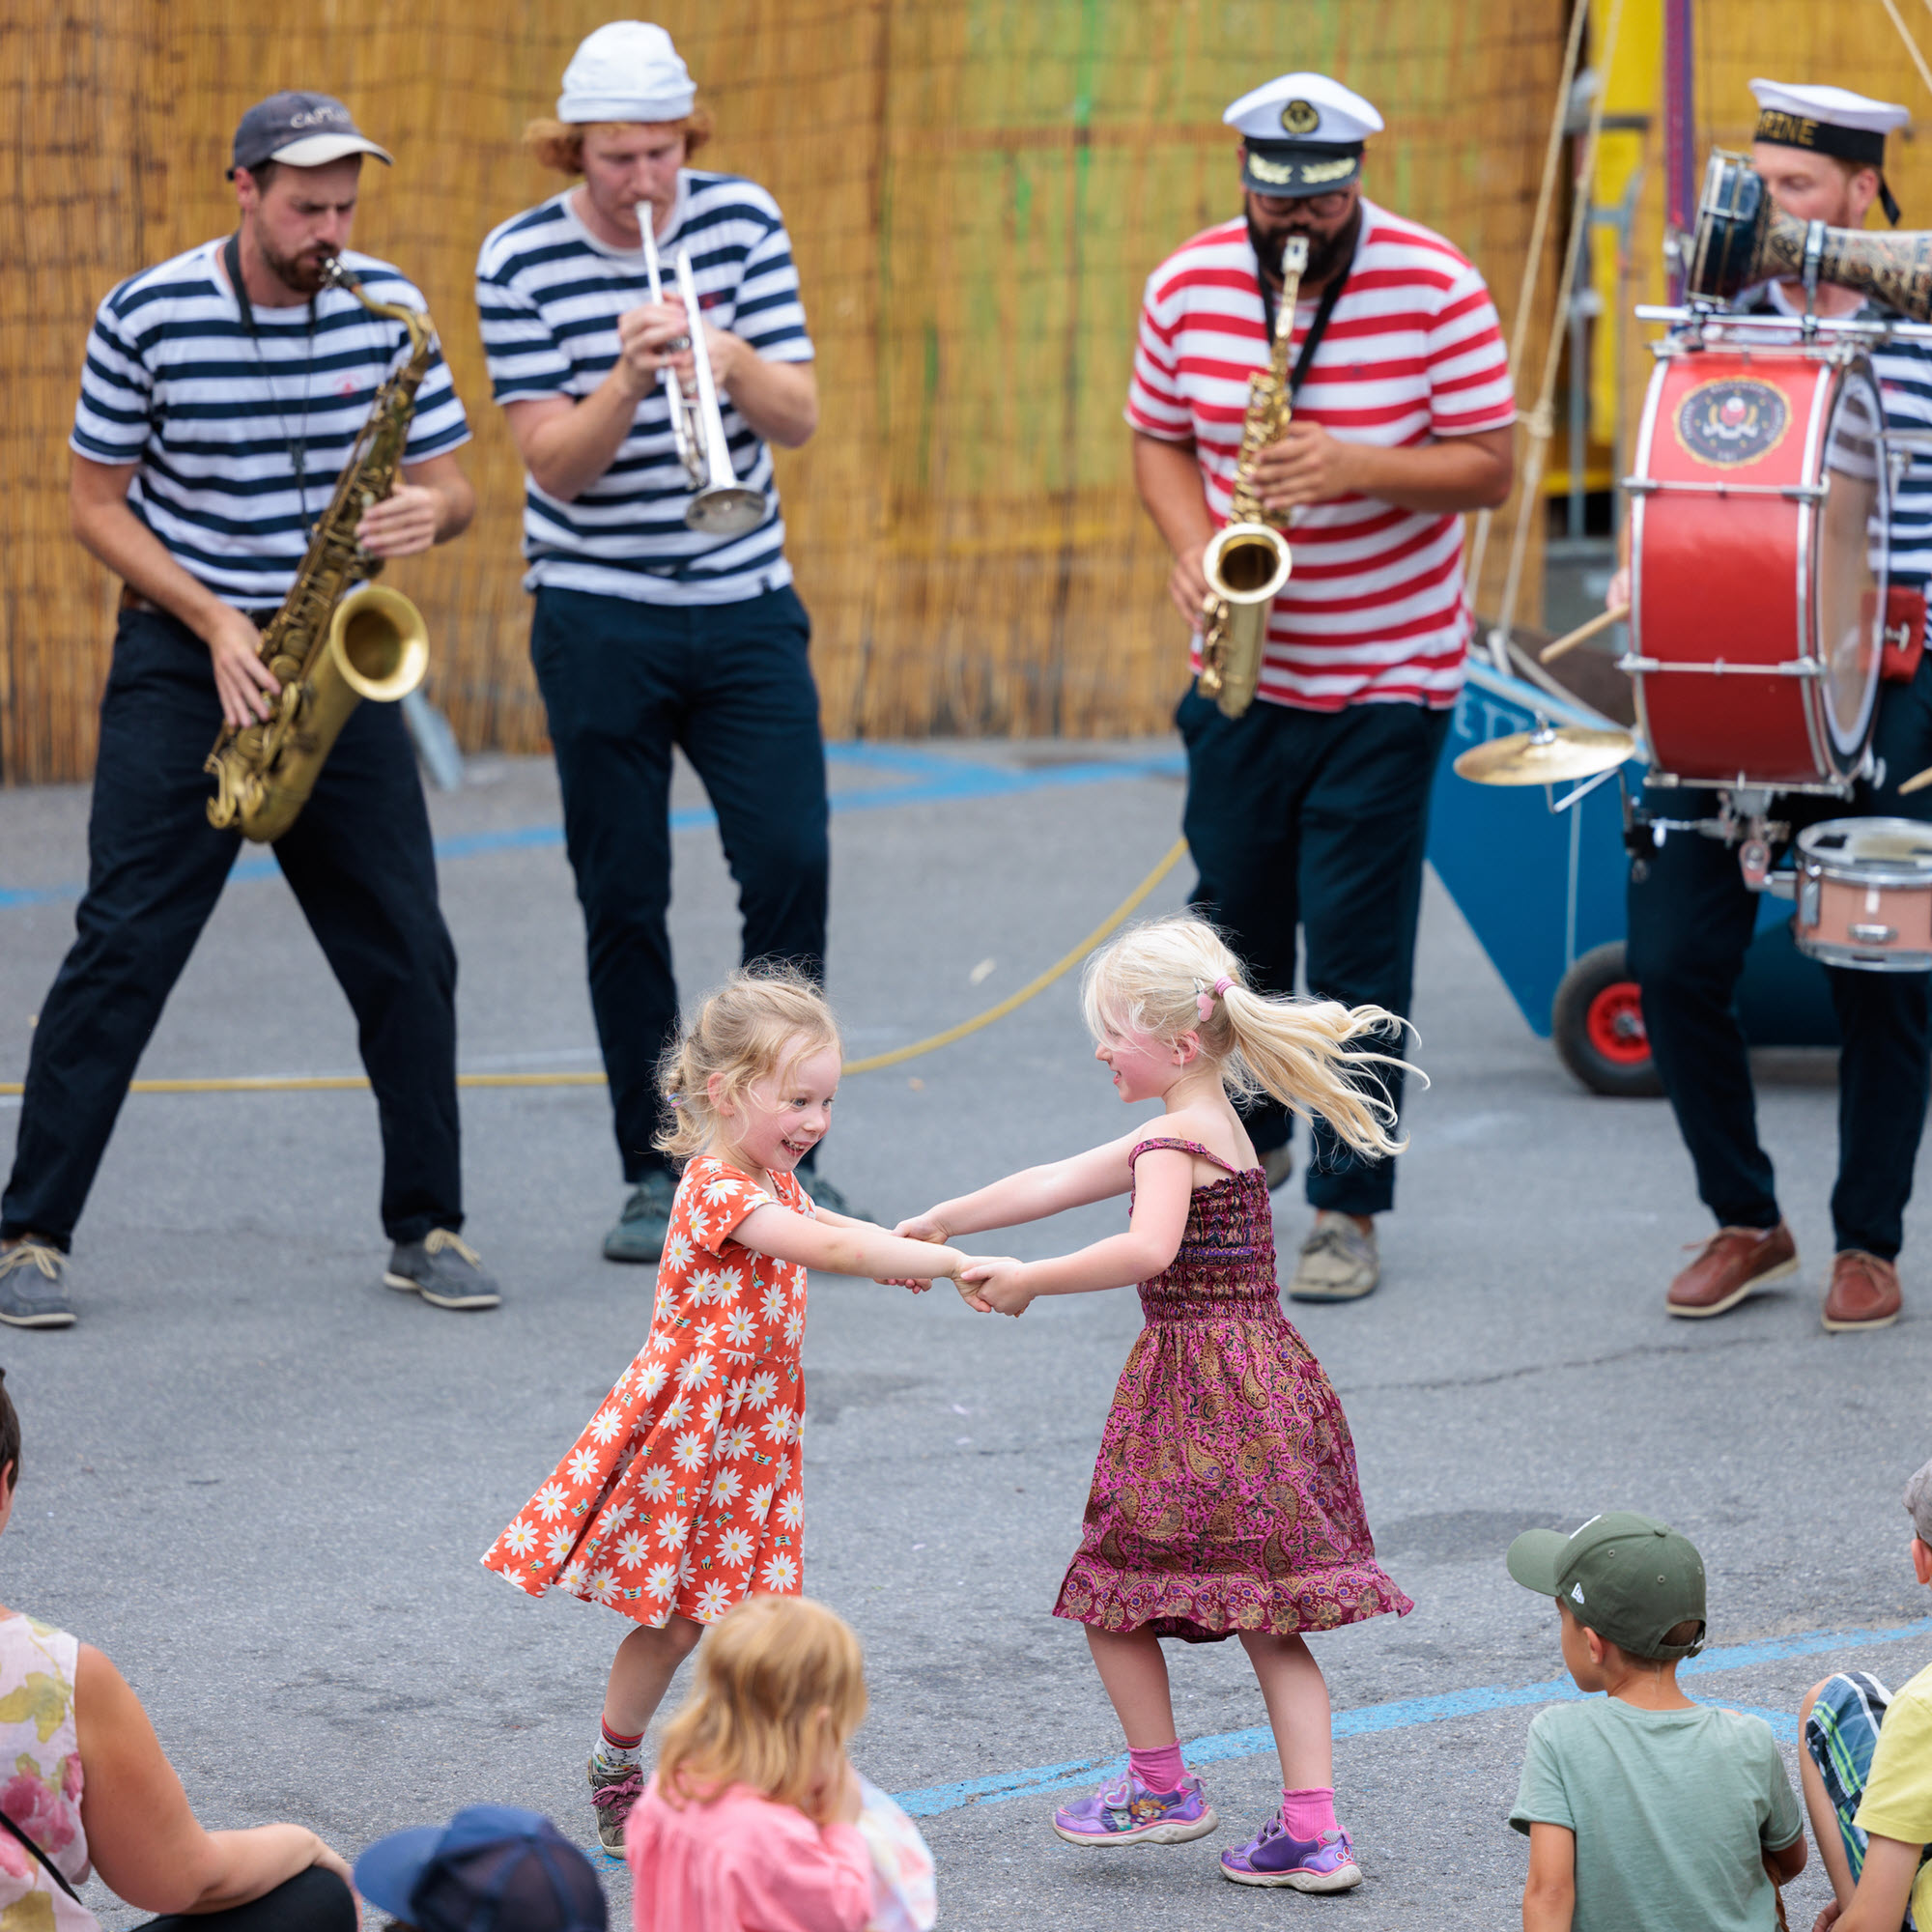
left=888, top=1211, right=1028, bottom=1317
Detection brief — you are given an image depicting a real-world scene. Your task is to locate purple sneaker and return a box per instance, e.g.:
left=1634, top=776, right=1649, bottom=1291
left=1052, top=1770, right=1218, bottom=1848
left=1220, top=1818, right=1362, bottom=1890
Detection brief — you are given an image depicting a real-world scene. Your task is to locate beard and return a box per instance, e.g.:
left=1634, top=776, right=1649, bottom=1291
left=258, top=234, right=335, bottom=296
left=1248, top=205, right=1361, bottom=289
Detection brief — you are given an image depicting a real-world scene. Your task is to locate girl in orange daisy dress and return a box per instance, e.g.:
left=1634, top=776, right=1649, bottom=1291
left=482, top=967, right=992, bottom=1854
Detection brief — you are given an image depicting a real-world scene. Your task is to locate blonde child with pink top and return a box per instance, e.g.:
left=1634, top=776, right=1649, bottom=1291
left=626, top=1594, right=935, bottom=1932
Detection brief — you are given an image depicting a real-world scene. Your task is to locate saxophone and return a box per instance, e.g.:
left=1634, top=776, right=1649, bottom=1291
left=1197, top=234, right=1308, bottom=721
left=204, top=260, right=435, bottom=841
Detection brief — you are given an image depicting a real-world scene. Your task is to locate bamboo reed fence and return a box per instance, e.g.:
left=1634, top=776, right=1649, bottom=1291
left=2, top=1, right=1564, bottom=783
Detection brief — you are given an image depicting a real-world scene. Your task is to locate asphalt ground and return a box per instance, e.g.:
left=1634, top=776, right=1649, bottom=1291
left=3, top=737, right=1931, bottom=1930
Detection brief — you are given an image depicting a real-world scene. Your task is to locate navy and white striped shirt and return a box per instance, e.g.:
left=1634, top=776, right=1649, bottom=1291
left=474, top=171, right=813, bottom=608
left=71, top=240, right=469, bottom=608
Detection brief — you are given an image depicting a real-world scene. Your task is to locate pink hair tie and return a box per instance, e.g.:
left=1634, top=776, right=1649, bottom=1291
left=1196, top=975, right=1236, bottom=1021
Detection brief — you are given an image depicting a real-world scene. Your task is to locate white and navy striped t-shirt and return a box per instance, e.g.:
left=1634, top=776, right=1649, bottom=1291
left=475, top=171, right=813, bottom=608
left=1127, top=201, right=1517, bottom=711
left=1754, top=282, right=1932, bottom=613
left=71, top=241, right=469, bottom=609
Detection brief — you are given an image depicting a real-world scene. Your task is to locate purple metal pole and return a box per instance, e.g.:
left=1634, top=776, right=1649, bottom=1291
left=1662, top=0, right=1695, bottom=300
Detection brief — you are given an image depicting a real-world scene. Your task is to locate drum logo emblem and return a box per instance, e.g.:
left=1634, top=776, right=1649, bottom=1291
left=1675, top=378, right=1790, bottom=467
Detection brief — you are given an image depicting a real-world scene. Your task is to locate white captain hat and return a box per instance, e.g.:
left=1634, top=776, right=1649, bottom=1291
left=1749, top=78, right=1908, bottom=222
left=1223, top=72, right=1382, bottom=197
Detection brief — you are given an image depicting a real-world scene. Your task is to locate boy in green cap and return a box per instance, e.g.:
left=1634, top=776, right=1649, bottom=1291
left=1506, top=1512, right=1807, bottom=1931
left=1796, top=1456, right=1932, bottom=1932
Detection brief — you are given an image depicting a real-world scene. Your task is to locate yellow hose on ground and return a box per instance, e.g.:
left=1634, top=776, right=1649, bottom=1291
left=0, top=837, right=1191, bottom=1097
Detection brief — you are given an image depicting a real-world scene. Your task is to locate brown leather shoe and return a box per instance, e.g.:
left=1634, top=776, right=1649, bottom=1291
left=1665, top=1222, right=1798, bottom=1319
left=1822, top=1250, right=1902, bottom=1333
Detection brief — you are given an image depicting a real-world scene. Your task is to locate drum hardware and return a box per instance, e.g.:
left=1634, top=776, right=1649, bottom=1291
left=1452, top=721, right=1636, bottom=788
left=1636, top=304, right=1932, bottom=348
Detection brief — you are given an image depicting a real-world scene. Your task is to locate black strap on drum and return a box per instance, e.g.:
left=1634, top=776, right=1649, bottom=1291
left=1257, top=229, right=1354, bottom=404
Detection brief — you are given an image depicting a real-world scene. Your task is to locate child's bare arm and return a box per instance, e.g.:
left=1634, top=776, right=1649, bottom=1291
left=1765, top=1833, right=1806, bottom=1885
left=1521, top=1823, right=1576, bottom=1932
left=896, top=1128, right=1149, bottom=1241
left=1828, top=1833, right=1921, bottom=1931
left=957, top=1148, right=1195, bottom=1317
left=734, top=1202, right=971, bottom=1282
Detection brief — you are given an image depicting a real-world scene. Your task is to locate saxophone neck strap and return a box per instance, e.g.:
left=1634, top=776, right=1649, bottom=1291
left=222, top=230, right=319, bottom=540
left=1257, top=224, right=1355, bottom=404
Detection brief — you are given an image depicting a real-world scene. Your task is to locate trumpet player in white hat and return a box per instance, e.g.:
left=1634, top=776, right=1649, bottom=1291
left=475, top=22, right=865, bottom=1271
left=1127, top=71, right=1516, bottom=1301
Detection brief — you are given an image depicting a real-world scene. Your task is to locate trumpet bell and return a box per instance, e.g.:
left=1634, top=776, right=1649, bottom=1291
left=327, top=583, right=430, bottom=702
left=687, top=485, right=769, bottom=538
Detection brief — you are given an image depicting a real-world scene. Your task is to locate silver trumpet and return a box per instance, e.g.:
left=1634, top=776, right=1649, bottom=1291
left=635, top=203, right=767, bottom=537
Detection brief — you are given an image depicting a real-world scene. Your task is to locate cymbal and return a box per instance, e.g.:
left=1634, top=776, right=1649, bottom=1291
left=1453, top=723, right=1635, bottom=786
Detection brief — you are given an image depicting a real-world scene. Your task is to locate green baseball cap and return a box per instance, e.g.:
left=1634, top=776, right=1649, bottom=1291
left=1506, top=1512, right=1707, bottom=1660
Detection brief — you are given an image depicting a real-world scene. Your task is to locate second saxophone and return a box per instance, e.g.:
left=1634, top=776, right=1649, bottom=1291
left=1197, top=233, right=1309, bottom=721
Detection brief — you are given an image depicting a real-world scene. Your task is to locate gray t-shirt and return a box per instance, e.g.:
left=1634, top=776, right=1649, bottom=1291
left=1510, top=1698, right=1804, bottom=1932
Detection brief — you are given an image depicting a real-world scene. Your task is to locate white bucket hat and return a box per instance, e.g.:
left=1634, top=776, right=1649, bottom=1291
left=557, top=21, right=696, bottom=124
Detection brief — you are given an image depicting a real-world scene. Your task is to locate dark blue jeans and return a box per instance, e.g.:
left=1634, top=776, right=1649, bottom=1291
left=529, top=584, right=830, bottom=1183
left=1627, top=662, right=1932, bottom=1260
left=1, top=608, right=462, bottom=1250
left=1178, top=689, right=1450, bottom=1217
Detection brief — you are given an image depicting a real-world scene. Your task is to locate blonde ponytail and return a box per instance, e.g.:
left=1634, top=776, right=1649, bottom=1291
left=1079, top=913, right=1418, bottom=1160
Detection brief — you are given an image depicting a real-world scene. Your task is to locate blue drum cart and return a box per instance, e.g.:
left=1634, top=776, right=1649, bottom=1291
left=1428, top=658, right=1838, bottom=1094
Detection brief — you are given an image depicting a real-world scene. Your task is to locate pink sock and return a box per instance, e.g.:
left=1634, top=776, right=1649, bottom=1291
left=1127, top=1741, right=1187, bottom=1793
left=1281, top=1786, right=1337, bottom=1839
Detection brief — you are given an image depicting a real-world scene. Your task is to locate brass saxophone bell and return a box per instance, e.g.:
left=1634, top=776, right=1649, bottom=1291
left=327, top=583, right=430, bottom=702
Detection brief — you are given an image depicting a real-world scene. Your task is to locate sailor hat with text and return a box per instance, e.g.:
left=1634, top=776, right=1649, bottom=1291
left=1224, top=72, right=1383, bottom=198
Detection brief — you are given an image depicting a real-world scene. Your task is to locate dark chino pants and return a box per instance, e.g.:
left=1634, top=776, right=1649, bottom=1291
left=1, top=607, right=463, bottom=1250
left=529, top=584, right=830, bottom=1184
left=1178, top=688, right=1451, bottom=1217
left=1626, top=662, right=1932, bottom=1260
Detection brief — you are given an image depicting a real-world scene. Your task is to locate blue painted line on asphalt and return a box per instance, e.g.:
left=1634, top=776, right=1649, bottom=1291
left=0, top=748, right=1186, bottom=909
left=888, top=1616, right=1932, bottom=1819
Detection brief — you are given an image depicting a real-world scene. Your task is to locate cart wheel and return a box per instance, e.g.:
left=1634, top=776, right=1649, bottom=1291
left=1551, top=942, right=1663, bottom=1097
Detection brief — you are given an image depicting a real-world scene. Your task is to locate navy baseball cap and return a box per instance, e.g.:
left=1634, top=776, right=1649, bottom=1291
left=354, top=1806, right=606, bottom=1932
left=229, top=91, right=393, bottom=178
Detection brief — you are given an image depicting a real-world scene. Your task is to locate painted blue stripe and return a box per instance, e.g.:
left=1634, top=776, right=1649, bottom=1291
left=0, top=749, right=1187, bottom=909
left=886, top=1617, right=1932, bottom=1819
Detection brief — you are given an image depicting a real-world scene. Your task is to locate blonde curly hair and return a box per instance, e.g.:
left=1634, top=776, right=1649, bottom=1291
left=655, top=965, right=841, bottom=1163
left=1080, top=913, right=1417, bottom=1160
left=523, top=111, right=714, bottom=175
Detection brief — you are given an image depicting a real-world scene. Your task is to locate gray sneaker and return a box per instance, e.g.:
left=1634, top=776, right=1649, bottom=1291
left=0, top=1240, right=76, bottom=1329
left=587, top=1752, right=645, bottom=1855
left=604, top=1173, right=676, bottom=1264
left=1288, top=1212, right=1379, bottom=1302
left=384, top=1229, right=501, bottom=1310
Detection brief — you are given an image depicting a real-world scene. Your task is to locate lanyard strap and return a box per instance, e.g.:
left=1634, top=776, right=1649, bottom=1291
left=0, top=1806, right=82, bottom=1905
left=222, top=230, right=318, bottom=540
left=1258, top=236, right=1353, bottom=404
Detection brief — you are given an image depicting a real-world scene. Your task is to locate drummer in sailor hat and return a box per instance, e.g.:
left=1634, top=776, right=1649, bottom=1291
left=1125, top=67, right=1516, bottom=1310
left=1615, top=75, right=1932, bottom=1336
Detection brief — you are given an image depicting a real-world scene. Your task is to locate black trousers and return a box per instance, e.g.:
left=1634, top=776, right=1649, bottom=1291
left=1179, top=688, right=1451, bottom=1217
left=1626, top=664, right=1932, bottom=1260
left=139, top=1867, right=355, bottom=1932
left=530, top=584, right=830, bottom=1183
left=1, top=608, right=463, bottom=1250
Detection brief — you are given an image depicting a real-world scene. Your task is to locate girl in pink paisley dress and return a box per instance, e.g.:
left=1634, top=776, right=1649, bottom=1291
left=482, top=968, right=991, bottom=1856
left=902, top=915, right=1415, bottom=1894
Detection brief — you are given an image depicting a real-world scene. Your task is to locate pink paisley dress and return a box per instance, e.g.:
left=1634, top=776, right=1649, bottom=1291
left=482, top=1156, right=810, bottom=1628
left=1054, top=1138, right=1412, bottom=1641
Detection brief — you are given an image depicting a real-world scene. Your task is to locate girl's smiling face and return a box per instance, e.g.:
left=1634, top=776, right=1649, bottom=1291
left=1094, top=1020, right=1191, bottom=1104
left=712, top=1040, right=842, bottom=1175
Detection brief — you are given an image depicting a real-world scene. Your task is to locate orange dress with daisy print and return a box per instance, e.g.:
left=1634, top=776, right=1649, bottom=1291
left=482, top=1156, right=809, bottom=1627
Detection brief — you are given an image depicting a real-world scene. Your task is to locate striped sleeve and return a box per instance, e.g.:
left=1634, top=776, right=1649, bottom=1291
left=475, top=257, right=574, bottom=403
left=735, top=214, right=812, bottom=362
left=1125, top=267, right=1192, bottom=440
left=71, top=286, right=154, bottom=464
left=353, top=271, right=471, bottom=462
left=1425, top=263, right=1515, bottom=437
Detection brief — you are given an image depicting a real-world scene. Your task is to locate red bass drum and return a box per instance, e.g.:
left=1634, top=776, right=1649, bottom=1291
left=1627, top=341, right=1889, bottom=793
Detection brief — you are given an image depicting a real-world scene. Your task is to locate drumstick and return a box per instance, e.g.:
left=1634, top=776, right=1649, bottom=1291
left=1899, top=764, right=1932, bottom=796
left=1539, top=604, right=1632, bottom=666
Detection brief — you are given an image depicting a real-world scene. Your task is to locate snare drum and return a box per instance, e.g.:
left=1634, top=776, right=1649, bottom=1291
left=1793, top=817, right=1932, bottom=972
left=1628, top=340, right=1890, bottom=792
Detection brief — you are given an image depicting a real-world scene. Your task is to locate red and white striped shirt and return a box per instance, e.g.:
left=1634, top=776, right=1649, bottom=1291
left=1128, top=200, right=1516, bottom=711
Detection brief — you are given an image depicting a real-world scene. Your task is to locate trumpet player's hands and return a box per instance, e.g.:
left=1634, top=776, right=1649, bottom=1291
left=1168, top=538, right=1212, bottom=632
left=613, top=299, right=696, bottom=398
left=356, top=482, right=440, bottom=560
left=959, top=1257, right=1034, bottom=1317
left=207, top=605, right=281, bottom=728
left=1251, top=419, right=1360, bottom=514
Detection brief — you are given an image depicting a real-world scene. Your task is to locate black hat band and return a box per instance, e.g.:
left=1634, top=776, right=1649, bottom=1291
left=1753, top=110, right=1887, bottom=166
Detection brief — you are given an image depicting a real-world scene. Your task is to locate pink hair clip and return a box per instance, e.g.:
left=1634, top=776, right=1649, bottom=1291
left=1195, top=974, right=1236, bottom=1021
